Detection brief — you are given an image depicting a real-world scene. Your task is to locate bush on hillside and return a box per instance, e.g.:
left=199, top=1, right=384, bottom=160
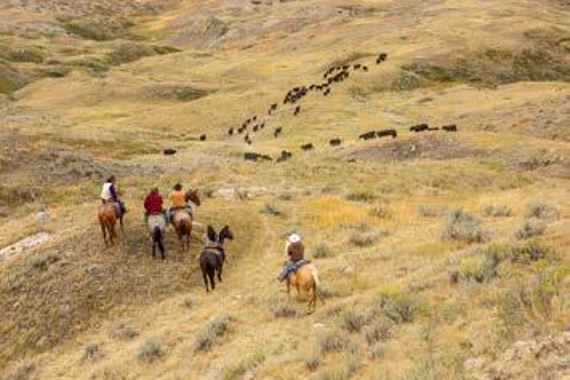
left=194, top=313, right=231, bottom=352
left=484, top=204, right=513, bottom=217
left=442, top=209, right=488, bottom=243
left=526, top=202, right=560, bottom=220
left=137, top=337, right=165, bottom=362
left=515, top=219, right=546, bottom=240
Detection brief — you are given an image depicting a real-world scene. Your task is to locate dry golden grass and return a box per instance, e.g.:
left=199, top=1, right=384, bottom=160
left=0, top=0, right=569, bottom=379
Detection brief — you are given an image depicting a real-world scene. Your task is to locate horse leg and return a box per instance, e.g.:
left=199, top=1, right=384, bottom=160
left=120, top=215, right=124, bottom=233
left=100, top=220, right=108, bottom=245
left=286, top=279, right=291, bottom=297
left=158, top=235, right=165, bottom=260
left=208, top=268, right=216, bottom=291
left=202, top=268, right=210, bottom=292
left=217, top=263, right=223, bottom=282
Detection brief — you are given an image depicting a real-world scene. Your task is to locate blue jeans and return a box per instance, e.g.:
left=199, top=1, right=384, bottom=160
left=278, top=259, right=307, bottom=282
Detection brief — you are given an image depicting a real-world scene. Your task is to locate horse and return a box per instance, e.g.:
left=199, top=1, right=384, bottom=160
left=200, top=225, right=234, bottom=292
left=147, top=213, right=166, bottom=259
left=170, top=189, right=201, bottom=251
left=286, top=263, right=325, bottom=314
left=98, top=202, right=123, bottom=246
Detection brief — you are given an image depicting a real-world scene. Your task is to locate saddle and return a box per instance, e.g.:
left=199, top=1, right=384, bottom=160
left=205, top=245, right=226, bottom=261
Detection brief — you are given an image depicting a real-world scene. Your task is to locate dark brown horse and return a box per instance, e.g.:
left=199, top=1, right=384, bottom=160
left=200, top=225, right=233, bottom=292
left=98, top=202, right=123, bottom=246
left=170, top=189, right=201, bottom=251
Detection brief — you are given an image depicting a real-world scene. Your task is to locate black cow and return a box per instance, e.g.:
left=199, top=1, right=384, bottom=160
left=376, top=53, right=388, bottom=64
left=301, top=143, right=314, bottom=151
left=427, top=127, right=440, bottom=131
left=252, top=115, right=257, bottom=121
left=259, top=154, right=273, bottom=162
left=228, top=128, right=234, bottom=135
left=329, top=138, right=342, bottom=146
left=200, top=134, right=207, bottom=141
left=269, top=103, right=278, bottom=114
left=410, top=123, right=429, bottom=132
left=442, top=124, right=458, bottom=132
left=253, top=125, right=258, bottom=132
left=277, top=150, right=293, bottom=163
left=244, top=134, right=252, bottom=144
left=244, top=152, right=259, bottom=161
left=377, top=128, right=397, bottom=139
left=293, top=106, right=301, bottom=116
left=362, top=65, right=369, bottom=71
left=163, top=148, right=177, bottom=155
left=323, top=88, right=331, bottom=96
left=353, top=64, right=362, bottom=70
left=359, top=131, right=377, bottom=140
left=259, top=122, right=265, bottom=129
left=274, top=127, right=282, bottom=138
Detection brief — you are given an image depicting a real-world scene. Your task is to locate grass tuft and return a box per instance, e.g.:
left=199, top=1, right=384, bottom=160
left=515, top=219, right=546, bottom=240
left=317, top=330, right=351, bottom=355
left=484, top=205, right=513, bottom=217
left=137, top=337, right=165, bottom=362
left=306, top=357, right=321, bottom=372
left=345, top=190, right=376, bottom=203
left=194, top=313, right=231, bottom=352
left=526, top=202, right=560, bottom=220
left=313, top=243, right=334, bottom=258
left=442, top=209, right=488, bottom=243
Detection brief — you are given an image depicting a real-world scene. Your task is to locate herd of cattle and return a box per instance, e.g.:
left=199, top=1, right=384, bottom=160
left=162, top=52, right=459, bottom=161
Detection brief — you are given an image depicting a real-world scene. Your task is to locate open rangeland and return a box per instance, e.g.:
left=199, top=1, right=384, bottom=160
left=1, top=0, right=569, bottom=379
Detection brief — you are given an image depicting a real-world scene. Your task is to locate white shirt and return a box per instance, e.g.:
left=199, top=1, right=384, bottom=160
left=100, top=183, right=113, bottom=201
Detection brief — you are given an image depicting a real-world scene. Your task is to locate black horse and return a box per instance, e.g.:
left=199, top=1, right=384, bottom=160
left=200, top=225, right=234, bottom=292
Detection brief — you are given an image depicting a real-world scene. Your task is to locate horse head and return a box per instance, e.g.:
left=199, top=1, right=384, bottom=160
left=219, top=225, right=234, bottom=244
left=206, top=225, right=218, bottom=243
left=186, top=189, right=201, bottom=206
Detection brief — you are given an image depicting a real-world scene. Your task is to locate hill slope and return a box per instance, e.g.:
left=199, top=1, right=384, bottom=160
left=1, top=0, right=569, bottom=379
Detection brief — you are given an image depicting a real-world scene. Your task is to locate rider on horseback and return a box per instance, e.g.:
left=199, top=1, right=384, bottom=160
left=100, top=175, right=126, bottom=216
left=278, top=233, right=307, bottom=282
left=144, top=187, right=164, bottom=222
left=167, top=183, right=193, bottom=222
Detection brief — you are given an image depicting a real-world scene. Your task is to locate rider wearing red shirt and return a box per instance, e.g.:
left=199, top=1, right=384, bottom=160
left=144, top=188, right=164, bottom=221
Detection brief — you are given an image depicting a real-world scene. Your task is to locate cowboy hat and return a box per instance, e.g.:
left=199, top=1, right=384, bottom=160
left=287, top=233, right=301, bottom=244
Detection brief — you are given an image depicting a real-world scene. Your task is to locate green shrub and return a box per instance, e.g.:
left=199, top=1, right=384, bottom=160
left=317, top=330, right=351, bottom=355
left=368, top=342, right=385, bottom=359
left=4, top=360, right=35, bottom=380
left=137, top=337, right=165, bottom=362
left=373, top=288, right=422, bottom=323
left=341, top=309, right=368, bottom=333
left=349, top=231, right=381, bottom=247
left=221, top=352, right=265, bottom=380
left=270, top=301, right=298, bottom=318
left=362, top=316, right=392, bottom=344
left=515, top=219, right=546, bottom=240
left=346, top=190, right=376, bottom=203
left=418, top=204, right=447, bottom=218
left=369, top=206, right=390, bottom=219
left=306, top=357, right=321, bottom=372
left=442, top=209, right=488, bottom=243
left=313, top=243, right=334, bottom=258
left=484, top=205, right=513, bottom=217
left=510, top=240, right=554, bottom=262
left=194, top=313, right=231, bottom=352
left=458, top=255, right=498, bottom=283
left=526, top=202, right=560, bottom=220
left=260, top=203, right=282, bottom=216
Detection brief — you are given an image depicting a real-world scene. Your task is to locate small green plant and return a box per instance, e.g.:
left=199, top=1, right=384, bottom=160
left=515, top=219, right=546, bottom=240
left=362, top=316, right=392, bottom=344
left=484, top=205, right=513, bottom=217
left=341, top=309, right=368, bottom=333
left=306, top=357, right=321, bottom=372
left=458, top=255, right=498, bottom=283
left=346, top=190, right=376, bottom=203
left=369, top=206, right=390, bottom=219
left=317, top=330, right=351, bottom=355
left=194, top=313, right=231, bottom=352
left=510, top=239, right=554, bottom=262
left=260, top=203, right=282, bottom=216
left=349, top=231, right=381, bottom=247
left=368, top=342, right=385, bottom=359
left=111, top=323, right=138, bottom=341
left=83, top=344, right=103, bottom=361
left=137, top=337, right=165, bottom=362
left=442, top=209, right=488, bottom=243
left=526, top=202, right=560, bottom=220
left=270, top=300, right=298, bottom=318
left=373, top=288, right=422, bottom=323
left=313, top=243, right=334, bottom=258
left=221, top=351, right=265, bottom=380
left=418, top=204, right=447, bottom=218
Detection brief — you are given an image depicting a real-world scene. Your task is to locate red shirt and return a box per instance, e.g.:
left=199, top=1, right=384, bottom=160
left=144, top=192, right=163, bottom=214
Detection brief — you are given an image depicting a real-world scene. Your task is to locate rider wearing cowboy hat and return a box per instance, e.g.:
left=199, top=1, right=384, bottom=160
left=278, top=233, right=306, bottom=282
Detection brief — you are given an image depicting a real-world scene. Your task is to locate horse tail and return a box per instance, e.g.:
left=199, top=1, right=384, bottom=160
left=311, top=267, right=320, bottom=287
left=311, top=267, right=325, bottom=304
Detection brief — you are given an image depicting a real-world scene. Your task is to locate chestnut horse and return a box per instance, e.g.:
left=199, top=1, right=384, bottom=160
left=286, top=263, right=325, bottom=314
left=98, top=202, right=124, bottom=246
left=170, top=189, right=201, bottom=251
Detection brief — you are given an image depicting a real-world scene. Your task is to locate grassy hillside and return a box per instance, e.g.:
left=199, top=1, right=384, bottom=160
left=1, top=0, right=569, bottom=379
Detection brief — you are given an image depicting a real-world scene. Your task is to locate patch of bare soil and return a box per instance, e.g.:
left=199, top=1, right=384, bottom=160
left=348, top=135, right=487, bottom=162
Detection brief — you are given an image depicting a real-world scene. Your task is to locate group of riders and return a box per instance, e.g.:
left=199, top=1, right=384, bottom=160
left=99, top=176, right=309, bottom=284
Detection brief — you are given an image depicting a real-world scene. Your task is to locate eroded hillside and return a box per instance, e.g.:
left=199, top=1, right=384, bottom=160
left=1, top=0, right=569, bottom=379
